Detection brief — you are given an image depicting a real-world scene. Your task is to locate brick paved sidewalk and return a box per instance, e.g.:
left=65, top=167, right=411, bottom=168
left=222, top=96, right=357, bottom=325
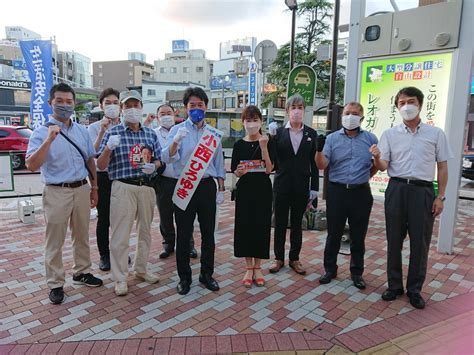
left=0, top=194, right=473, bottom=354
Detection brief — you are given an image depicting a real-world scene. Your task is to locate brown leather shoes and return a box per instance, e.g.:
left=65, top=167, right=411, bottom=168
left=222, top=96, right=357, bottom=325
left=269, top=260, right=284, bottom=273
left=289, top=260, right=306, bottom=275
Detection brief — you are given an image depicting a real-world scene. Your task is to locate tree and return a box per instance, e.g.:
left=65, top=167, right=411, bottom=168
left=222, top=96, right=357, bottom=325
left=262, top=0, right=345, bottom=108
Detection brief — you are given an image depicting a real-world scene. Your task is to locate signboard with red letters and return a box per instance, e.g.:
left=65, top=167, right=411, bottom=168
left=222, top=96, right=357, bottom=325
left=172, top=126, right=223, bottom=211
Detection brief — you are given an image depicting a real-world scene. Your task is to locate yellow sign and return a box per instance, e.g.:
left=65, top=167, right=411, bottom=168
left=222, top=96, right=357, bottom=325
left=359, top=52, right=453, bottom=195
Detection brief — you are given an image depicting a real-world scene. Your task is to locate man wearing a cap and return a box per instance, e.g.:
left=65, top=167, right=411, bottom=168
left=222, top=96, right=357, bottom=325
left=162, top=87, right=226, bottom=295
left=97, top=90, right=165, bottom=296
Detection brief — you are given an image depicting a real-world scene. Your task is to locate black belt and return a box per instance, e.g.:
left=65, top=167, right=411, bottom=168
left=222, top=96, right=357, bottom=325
left=48, top=179, right=88, bottom=188
left=119, top=178, right=154, bottom=187
left=97, top=171, right=108, bottom=175
left=330, top=181, right=370, bottom=190
left=391, top=177, right=433, bottom=187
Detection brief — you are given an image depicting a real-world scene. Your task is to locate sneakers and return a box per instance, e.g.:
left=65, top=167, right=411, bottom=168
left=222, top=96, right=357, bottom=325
left=49, top=287, right=64, bottom=304
left=72, top=273, right=103, bottom=287
left=134, top=272, right=160, bottom=284
left=115, top=281, right=128, bottom=296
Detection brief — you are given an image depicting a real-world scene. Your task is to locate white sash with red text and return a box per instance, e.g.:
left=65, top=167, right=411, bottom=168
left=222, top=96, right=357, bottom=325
left=172, top=125, right=223, bottom=211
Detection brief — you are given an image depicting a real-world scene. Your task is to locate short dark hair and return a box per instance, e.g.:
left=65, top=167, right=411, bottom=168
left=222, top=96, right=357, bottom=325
left=99, top=88, right=120, bottom=104
left=241, top=105, right=262, bottom=122
left=183, top=87, right=208, bottom=106
left=395, top=87, right=424, bottom=107
left=156, top=103, right=174, bottom=113
left=49, top=83, right=75, bottom=101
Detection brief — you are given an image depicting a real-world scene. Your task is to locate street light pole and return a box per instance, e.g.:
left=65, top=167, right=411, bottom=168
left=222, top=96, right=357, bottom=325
left=285, top=0, right=298, bottom=70
left=326, top=0, right=341, bottom=132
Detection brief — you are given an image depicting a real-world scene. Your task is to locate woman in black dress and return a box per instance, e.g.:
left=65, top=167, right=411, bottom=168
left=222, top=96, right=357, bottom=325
left=231, top=106, right=275, bottom=287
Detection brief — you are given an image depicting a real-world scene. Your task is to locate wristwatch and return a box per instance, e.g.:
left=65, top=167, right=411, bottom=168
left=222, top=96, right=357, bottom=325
left=436, top=195, right=446, bottom=202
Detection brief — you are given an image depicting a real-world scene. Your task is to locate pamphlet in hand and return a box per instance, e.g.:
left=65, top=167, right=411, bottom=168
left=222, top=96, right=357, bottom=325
left=240, top=160, right=266, bottom=172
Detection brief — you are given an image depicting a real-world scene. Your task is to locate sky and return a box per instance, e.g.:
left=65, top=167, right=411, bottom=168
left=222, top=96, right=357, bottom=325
left=0, top=0, right=418, bottom=64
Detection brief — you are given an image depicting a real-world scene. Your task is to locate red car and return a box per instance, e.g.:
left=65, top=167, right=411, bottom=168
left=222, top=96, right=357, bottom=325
left=0, top=126, right=33, bottom=170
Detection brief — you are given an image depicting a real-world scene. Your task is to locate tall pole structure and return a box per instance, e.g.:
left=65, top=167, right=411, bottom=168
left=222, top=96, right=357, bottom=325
left=285, top=0, right=298, bottom=70
left=326, top=0, right=341, bottom=131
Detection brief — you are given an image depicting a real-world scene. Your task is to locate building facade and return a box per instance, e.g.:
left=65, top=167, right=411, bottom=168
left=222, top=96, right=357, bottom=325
left=5, top=26, right=40, bottom=42
left=154, top=49, right=212, bottom=88
left=141, top=79, right=205, bottom=116
left=93, top=60, right=154, bottom=92
left=57, top=51, right=92, bottom=88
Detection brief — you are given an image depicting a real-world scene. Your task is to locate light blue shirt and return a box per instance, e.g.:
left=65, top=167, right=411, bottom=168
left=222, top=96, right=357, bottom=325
left=161, top=118, right=226, bottom=180
left=26, top=116, right=95, bottom=184
left=323, top=128, right=378, bottom=185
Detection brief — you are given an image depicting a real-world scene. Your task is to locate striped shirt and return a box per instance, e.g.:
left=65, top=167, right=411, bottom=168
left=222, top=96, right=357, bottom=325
left=98, top=123, right=161, bottom=180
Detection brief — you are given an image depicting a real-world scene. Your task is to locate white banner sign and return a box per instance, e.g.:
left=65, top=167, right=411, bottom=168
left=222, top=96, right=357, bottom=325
left=172, top=125, right=223, bottom=211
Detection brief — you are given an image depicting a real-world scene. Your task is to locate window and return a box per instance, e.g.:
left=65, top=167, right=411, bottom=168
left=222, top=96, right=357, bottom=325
left=212, top=98, right=223, bottom=108
left=225, top=97, right=235, bottom=109
left=147, top=89, right=156, bottom=96
left=98, top=80, right=104, bottom=85
left=129, top=80, right=133, bottom=84
left=160, top=67, right=167, bottom=74
left=98, top=72, right=103, bottom=77
left=129, top=63, right=134, bottom=68
left=183, top=67, right=190, bottom=73
left=129, top=71, right=133, bottom=76
left=0, top=130, right=10, bottom=138
left=98, top=64, right=103, bottom=69
left=196, top=66, right=204, bottom=73
left=170, top=67, right=177, bottom=73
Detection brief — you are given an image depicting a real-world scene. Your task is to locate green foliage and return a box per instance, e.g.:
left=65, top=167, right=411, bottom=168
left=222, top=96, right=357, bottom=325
left=262, top=0, right=345, bottom=108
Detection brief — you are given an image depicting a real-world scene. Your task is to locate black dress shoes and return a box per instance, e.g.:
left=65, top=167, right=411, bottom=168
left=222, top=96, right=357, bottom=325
left=177, top=280, right=191, bottom=295
left=351, top=275, right=366, bottom=289
left=99, top=255, right=110, bottom=271
left=407, top=291, right=426, bottom=309
left=319, top=271, right=337, bottom=284
left=199, top=274, right=220, bottom=291
left=160, top=248, right=174, bottom=259
left=381, top=288, right=404, bottom=301
left=189, top=247, right=198, bottom=259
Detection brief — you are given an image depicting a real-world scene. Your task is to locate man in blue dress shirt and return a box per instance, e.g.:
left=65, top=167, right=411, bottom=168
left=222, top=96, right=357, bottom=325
left=26, top=83, right=103, bottom=305
left=162, top=87, right=226, bottom=295
left=315, top=102, right=378, bottom=289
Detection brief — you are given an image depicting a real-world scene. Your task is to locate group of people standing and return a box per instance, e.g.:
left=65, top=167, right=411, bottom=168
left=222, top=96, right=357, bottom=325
left=26, top=83, right=451, bottom=311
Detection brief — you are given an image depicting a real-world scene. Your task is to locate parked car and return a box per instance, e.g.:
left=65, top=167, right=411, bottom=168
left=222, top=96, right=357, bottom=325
left=0, top=126, right=32, bottom=170
left=462, top=154, right=474, bottom=180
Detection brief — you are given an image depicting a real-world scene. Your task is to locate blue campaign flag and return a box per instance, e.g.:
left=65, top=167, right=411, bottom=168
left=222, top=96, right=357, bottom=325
left=19, top=40, right=53, bottom=129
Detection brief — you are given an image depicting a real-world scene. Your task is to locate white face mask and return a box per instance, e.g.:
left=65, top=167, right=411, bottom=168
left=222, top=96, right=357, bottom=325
left=123, top=107, right=142, bottom=124
left=244, top=121, right=261, bottom=135
left=104, top=104, right=120, bottom=119
left=290, top=108, right=304, bottom=122
left=399, top=104, right=419, bottom=121
left=159, top=115, right=175, bottom=129
left=341, top=114, right=362, bottom=131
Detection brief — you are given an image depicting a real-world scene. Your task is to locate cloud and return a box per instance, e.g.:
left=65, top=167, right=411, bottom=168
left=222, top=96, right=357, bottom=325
left=160, top=0, right=282, bottom=26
